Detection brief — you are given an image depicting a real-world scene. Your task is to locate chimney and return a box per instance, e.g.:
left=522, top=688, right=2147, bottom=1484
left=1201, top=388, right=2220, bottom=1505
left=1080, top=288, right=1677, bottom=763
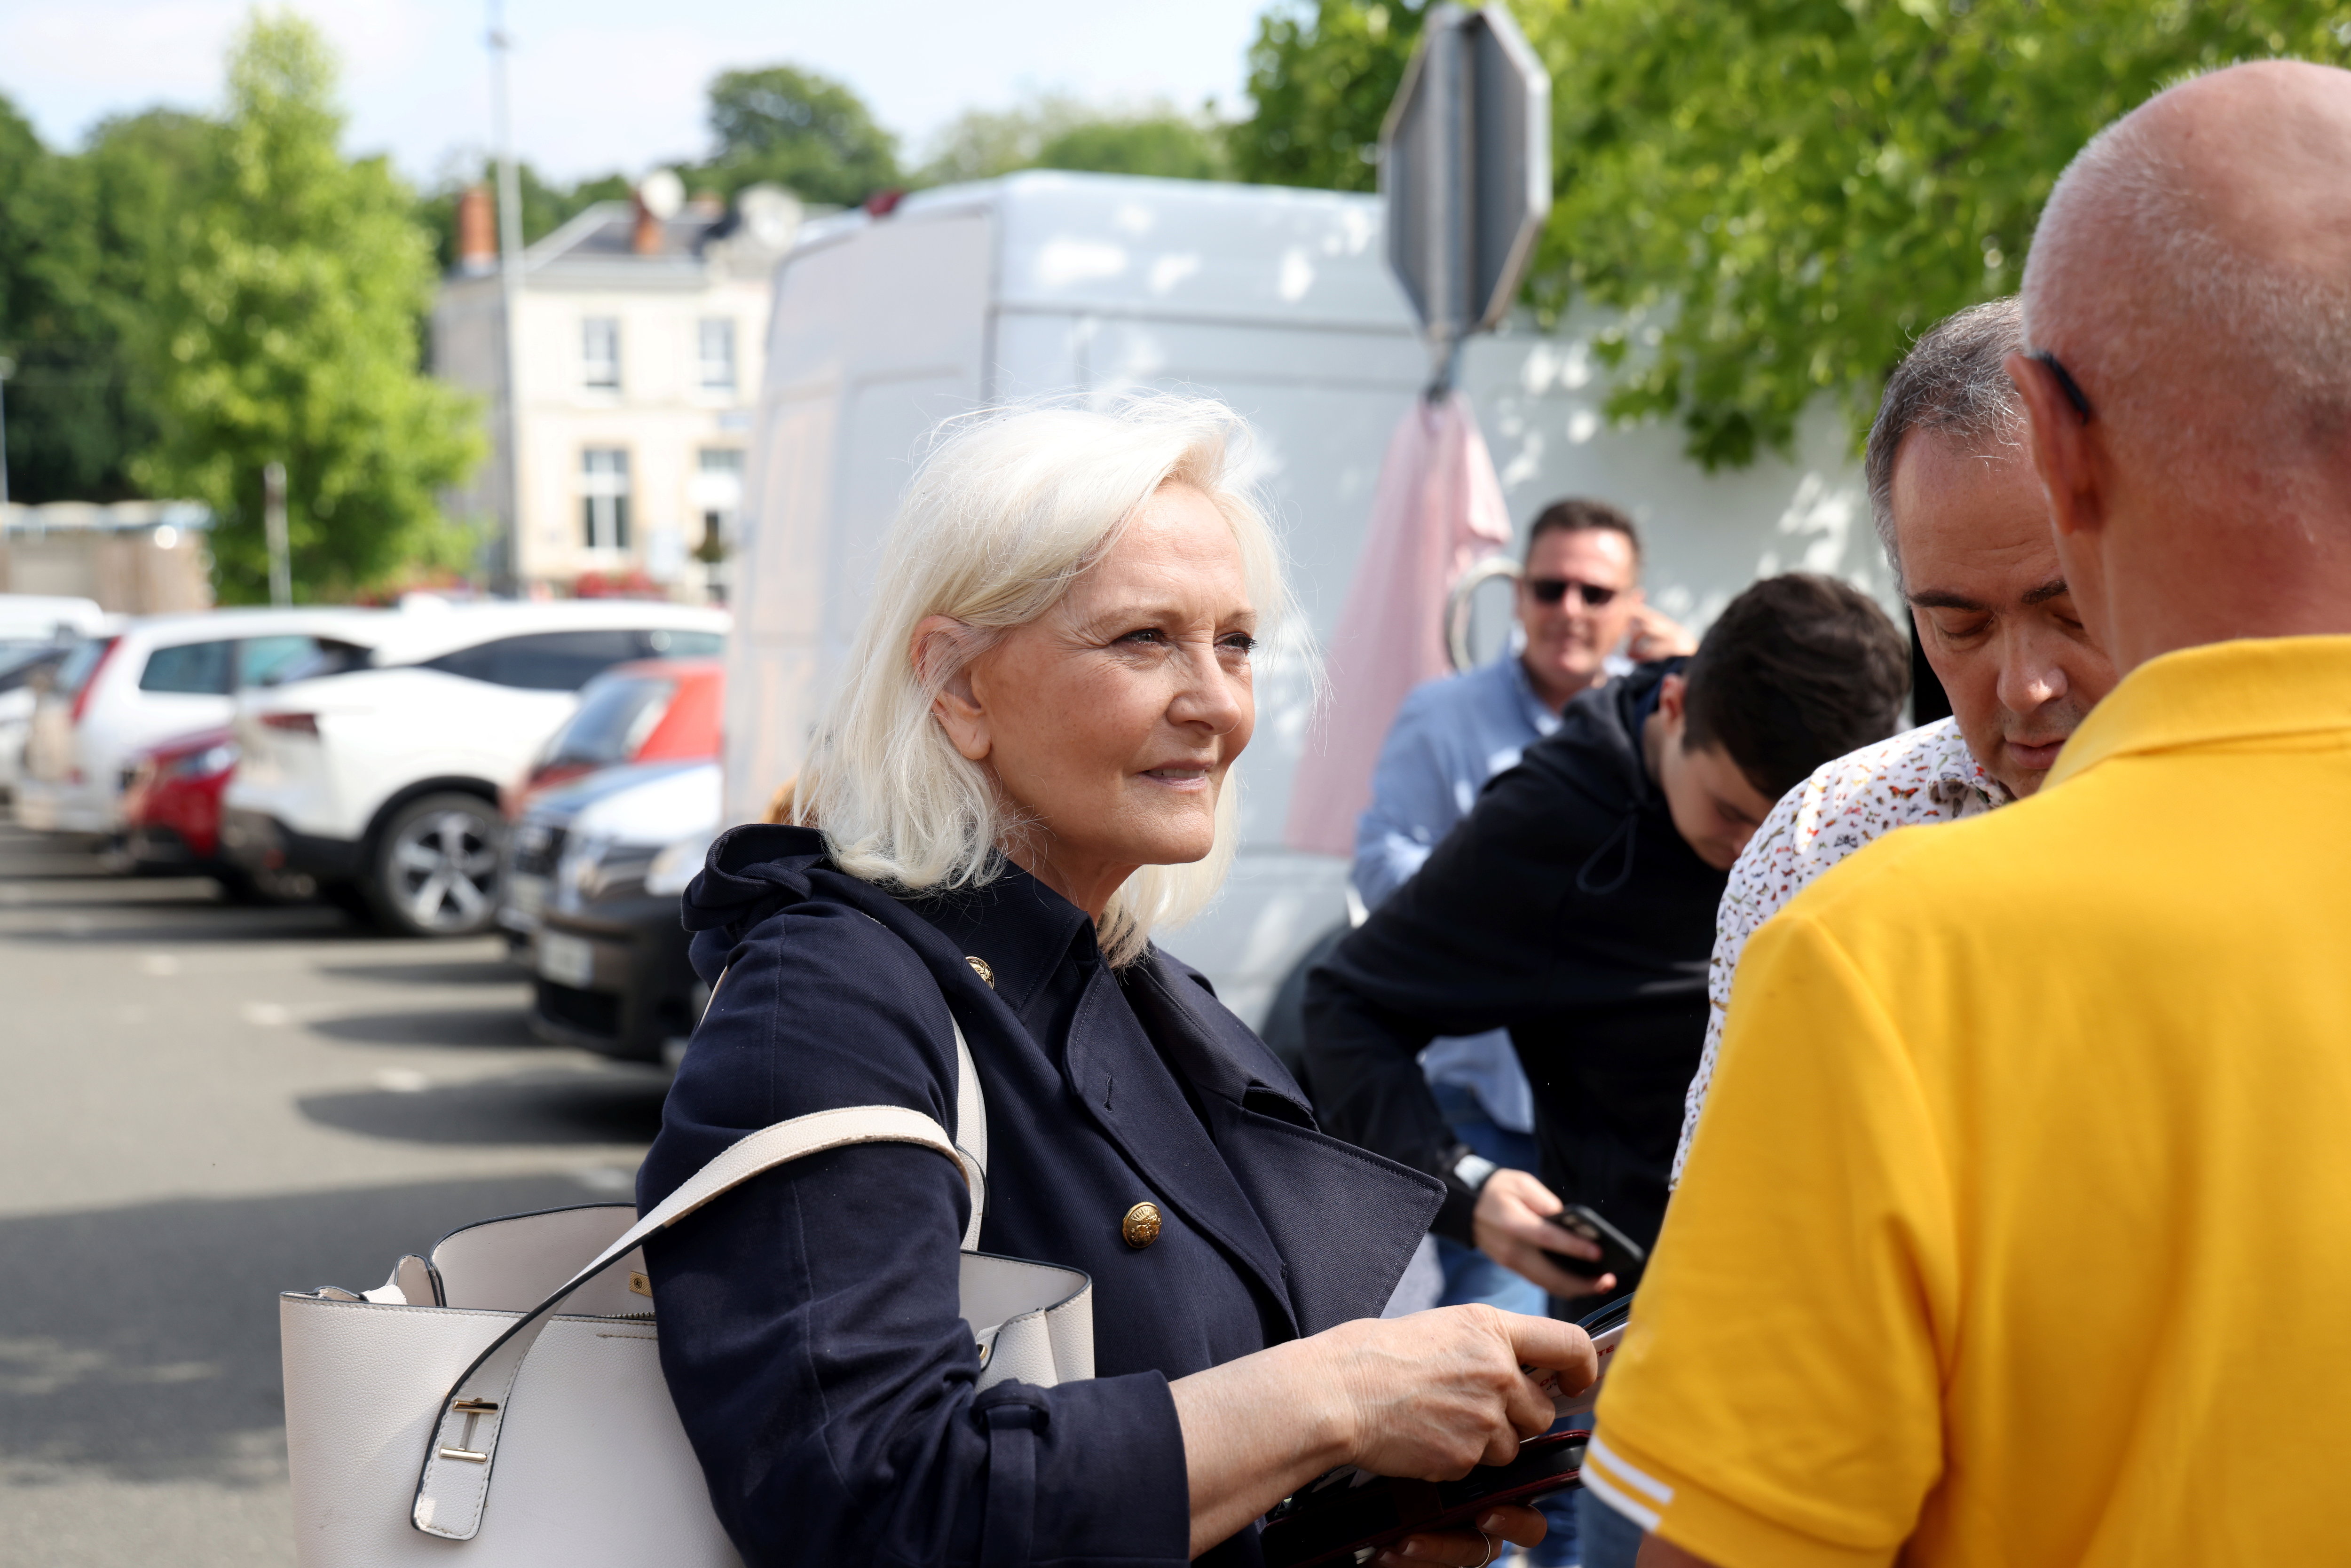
left=632, top=170, right=683, bottom=257
left=457, top=185, right=497, bottom=276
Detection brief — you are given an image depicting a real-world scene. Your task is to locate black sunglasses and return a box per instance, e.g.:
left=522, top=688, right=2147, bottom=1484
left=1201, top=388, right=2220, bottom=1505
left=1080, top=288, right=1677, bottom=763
left=1525, top=577, right=1620, bottom=609
left=2031, top=349, right=2095, bottom=425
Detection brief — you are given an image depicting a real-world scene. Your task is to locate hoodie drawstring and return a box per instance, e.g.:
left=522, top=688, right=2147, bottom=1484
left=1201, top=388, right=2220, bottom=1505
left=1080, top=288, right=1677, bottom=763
left=1576, top=810, right=1640, bottom=896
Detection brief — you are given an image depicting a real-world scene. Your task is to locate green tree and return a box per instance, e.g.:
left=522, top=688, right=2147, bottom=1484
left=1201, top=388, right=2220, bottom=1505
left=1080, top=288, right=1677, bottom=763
left=136, top=14, right=482, bottom=601
left=1535, top=0, right=2351, bottom=468
left=0, top=95, right=102, bottom=502
left=50, top=110, right=230, bottom=501
left=1229, top=0, right=1425, bottom=190
left=701, top=65, right=899, bottom=206
left=919, top=95, right=1232, bottom=185
left=1038, top=116, right=1230, bottom=181
left=1229, top=0, right=2351, bottom=467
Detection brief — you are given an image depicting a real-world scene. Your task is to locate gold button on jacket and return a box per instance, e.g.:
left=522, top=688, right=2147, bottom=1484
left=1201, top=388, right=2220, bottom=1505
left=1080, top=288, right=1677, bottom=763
left=1121, top=1202, right=1162, bottom=1249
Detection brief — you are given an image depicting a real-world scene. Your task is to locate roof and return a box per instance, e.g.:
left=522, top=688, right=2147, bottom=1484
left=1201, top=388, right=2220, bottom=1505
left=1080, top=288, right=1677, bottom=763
left=444, top=198, right=807, bottom=293
left=786, top=170, right=1413, bottom=334
left=3, top=500, right=214, bottom=534
left=114, top=606, right=391, bottom=646
left=355, top=599, right=731, bottom=666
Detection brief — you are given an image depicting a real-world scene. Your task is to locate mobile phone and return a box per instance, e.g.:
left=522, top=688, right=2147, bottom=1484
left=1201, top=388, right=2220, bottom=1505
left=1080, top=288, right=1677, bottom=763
left=1260, top=1428, right=1592, bottom=1568
left=1543, top=1203, right=1645, bottom=1284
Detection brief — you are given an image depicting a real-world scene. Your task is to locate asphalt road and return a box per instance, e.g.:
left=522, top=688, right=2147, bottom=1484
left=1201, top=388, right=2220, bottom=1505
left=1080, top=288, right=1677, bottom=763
left=0, top=823, right=668, bottom=1567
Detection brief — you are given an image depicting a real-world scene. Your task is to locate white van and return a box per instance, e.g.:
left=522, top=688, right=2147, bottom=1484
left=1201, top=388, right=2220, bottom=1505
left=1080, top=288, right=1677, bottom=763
left=729, top=171, right=1887, bottom=1023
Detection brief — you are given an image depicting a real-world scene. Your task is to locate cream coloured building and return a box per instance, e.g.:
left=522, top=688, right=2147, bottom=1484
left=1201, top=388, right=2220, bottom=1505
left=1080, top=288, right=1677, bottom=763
left=432, top=188, right=798, bottom=599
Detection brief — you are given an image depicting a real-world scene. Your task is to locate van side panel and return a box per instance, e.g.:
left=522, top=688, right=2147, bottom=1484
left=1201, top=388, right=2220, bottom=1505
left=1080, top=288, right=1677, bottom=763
left=725, top=212, right=993, bottom=826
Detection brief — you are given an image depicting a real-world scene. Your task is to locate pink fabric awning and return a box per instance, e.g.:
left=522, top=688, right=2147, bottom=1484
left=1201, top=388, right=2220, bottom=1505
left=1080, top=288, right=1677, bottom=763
left=1284, top=390, right=1513, bottom=858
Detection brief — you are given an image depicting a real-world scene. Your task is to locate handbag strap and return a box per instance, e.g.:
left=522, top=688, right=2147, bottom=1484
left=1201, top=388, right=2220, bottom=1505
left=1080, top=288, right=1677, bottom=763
left=411, top=1019, right=988, bottom=1542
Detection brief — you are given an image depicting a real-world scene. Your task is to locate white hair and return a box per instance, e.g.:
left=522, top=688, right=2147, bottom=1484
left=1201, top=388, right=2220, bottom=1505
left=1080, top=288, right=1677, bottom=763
left=797, top=393, right=1292, bottom=967
left=2023, top=74, right=2351, bottom=452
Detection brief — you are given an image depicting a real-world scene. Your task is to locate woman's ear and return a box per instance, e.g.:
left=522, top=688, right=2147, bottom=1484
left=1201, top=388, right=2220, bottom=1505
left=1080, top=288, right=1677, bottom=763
left=913, top=615, right=991, bottom=763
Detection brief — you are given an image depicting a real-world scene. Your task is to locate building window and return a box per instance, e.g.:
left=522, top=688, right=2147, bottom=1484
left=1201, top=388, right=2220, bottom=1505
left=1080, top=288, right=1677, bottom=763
left=582, top=317, right=621, bottom=389
left=697, top=318, right=737, bottom=392
left=694, top=448, right=744, bottom=564
left=582, top=448, right=631, bottom=550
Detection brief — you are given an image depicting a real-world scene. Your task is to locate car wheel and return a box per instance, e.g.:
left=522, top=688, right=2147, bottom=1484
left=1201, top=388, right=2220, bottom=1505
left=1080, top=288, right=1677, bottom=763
left=367, top=792, right=503, bottom=938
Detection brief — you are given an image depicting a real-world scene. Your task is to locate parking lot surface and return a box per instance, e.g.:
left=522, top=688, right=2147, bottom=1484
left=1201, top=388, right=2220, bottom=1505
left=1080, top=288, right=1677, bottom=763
left=0, top=823, right=667, bottom=1567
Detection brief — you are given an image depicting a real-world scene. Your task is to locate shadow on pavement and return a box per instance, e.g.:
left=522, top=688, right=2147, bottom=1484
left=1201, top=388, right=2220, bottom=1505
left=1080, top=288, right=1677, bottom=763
left=0, top=1174, right=626, bottom=1487
left=316, top=958, right=527, bottom=987
left=306, top=1007, right=541, bottom=1048
left=1, top=911, right=366, bottom=946
left=295, top=1069, right=667, bottom=1146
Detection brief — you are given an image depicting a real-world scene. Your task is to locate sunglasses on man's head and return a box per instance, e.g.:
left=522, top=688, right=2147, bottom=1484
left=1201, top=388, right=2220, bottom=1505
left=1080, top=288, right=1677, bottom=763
left=1524, top=577, right=1620, bottom=609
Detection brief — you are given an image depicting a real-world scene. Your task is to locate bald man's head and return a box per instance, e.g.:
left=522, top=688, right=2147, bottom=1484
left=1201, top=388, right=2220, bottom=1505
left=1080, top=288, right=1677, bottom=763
left=2012, top=61, right=2351, bottom=670
left=2023, top=61, right=2351, bottom=462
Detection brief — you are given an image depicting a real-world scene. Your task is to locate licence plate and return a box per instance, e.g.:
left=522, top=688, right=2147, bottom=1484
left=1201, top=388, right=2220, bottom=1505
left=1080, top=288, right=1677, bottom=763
left=537, top=930, right=596, bottom=989
left=506, top=873, right=547, bottom=919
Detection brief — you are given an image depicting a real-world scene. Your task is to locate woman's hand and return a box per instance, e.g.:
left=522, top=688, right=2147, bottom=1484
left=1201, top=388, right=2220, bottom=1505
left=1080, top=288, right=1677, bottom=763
left=1325, top=1306, right=1583, bottom=1481
left=1474, top=1168, right=1617, bottom=1300
left=1170, top=1305, right=1597, bottom=1557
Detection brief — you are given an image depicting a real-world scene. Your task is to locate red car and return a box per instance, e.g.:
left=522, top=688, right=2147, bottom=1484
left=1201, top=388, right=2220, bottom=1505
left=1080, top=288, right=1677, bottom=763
left=122, top=725, right=248, bottom=890
left=501, top=657, right=725, bottom=820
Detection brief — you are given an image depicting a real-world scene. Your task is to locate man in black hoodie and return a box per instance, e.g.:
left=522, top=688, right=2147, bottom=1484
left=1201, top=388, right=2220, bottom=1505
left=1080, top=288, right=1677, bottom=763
left=1303, top=574, right=1909, bottom=1308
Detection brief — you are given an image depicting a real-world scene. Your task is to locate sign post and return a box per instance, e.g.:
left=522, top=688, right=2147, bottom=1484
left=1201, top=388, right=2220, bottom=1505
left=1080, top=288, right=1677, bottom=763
left=1380, top=4, right=1553, bottom=395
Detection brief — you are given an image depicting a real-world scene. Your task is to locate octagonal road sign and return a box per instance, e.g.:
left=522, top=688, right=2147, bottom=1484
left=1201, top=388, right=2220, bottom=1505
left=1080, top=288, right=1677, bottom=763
left=1380, top=3, right=1553, bottom=390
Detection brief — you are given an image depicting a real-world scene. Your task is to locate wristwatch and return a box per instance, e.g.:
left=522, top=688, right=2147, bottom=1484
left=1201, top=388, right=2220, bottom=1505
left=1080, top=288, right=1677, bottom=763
left=1433, top=1143, right=1499, bottom=1250
left=1450, top=1147, right=1499, bottom=1194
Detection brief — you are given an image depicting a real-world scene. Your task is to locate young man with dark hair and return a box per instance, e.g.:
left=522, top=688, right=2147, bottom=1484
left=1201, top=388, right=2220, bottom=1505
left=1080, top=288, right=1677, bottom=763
left=1305, top=573, right=1910, bottom=1311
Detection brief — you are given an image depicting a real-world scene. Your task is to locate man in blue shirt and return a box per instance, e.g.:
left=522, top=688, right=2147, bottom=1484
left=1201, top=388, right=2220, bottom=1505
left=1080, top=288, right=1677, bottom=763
left=1356, top=499, right=1694, bottom=1312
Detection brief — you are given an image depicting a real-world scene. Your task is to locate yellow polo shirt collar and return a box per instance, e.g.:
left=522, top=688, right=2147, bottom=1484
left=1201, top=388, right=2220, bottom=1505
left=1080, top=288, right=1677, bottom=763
left=2048, top=633, right=2351, bottom=789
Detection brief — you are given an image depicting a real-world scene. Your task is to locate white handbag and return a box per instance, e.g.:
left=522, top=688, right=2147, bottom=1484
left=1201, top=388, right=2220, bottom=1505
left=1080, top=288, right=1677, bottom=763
left=279, top=1020, right=1093, bottom=1566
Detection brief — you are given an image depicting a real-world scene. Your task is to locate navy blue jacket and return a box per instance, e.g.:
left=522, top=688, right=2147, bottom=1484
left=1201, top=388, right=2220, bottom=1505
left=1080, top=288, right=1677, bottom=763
left=639, top=827, right=1442, bottom=1568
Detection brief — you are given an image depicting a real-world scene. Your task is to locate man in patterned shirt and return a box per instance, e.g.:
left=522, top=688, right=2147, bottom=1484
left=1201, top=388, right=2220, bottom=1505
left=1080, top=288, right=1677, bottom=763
left=1671, top=297, right=2118, bottom=1182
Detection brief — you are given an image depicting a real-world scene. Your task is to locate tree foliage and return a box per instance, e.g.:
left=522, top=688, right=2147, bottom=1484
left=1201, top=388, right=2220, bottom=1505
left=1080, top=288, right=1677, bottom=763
left=1538, top=0, right=2351, bottom=468
left=0, top=103, right=218, bottom=502
left=918, top=95, right=1232, bottom=186
left=1228, top=0, right=2351, bottom=467
left=135, top=14, right=481, bottom=601
left=702, top=65, right=900, bottom=206
left=1231, top=0, right=1427, bottom=190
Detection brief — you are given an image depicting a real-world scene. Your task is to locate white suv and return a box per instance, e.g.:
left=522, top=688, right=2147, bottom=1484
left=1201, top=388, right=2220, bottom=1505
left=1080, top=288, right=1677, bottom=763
left=221, top=601, right=728, bottom=937
left=14, top=607, right=391, bottom=835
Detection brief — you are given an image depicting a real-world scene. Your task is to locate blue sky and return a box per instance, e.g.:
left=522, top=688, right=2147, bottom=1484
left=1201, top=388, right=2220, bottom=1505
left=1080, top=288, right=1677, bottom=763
left=0, top=0, right=1274, bottom=184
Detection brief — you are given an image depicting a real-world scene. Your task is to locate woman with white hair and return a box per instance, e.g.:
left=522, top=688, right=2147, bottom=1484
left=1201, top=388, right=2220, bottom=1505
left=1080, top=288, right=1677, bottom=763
left=636, top=396, right=1596, bottom=1568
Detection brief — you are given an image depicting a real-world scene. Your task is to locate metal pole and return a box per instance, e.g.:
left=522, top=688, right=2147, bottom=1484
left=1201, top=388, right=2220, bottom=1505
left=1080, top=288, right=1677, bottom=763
left=1422, top=16, right=1460, bottom=395
left=489, top=0, right=527, bottom=597
left=0, top=356, right=14, bottom=512
left=263, top=460, right=292, bottom=607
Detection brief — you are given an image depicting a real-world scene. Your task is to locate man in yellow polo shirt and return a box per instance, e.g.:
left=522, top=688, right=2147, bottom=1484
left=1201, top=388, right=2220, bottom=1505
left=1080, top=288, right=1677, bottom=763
left=1588, top=60, right=2351, bottom=1567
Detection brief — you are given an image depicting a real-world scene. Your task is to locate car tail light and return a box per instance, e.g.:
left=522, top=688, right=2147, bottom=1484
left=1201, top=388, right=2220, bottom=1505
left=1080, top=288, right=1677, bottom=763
left=260, top=711, right=320, bottom=735
left=69, top=638, right=121, bottom=725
